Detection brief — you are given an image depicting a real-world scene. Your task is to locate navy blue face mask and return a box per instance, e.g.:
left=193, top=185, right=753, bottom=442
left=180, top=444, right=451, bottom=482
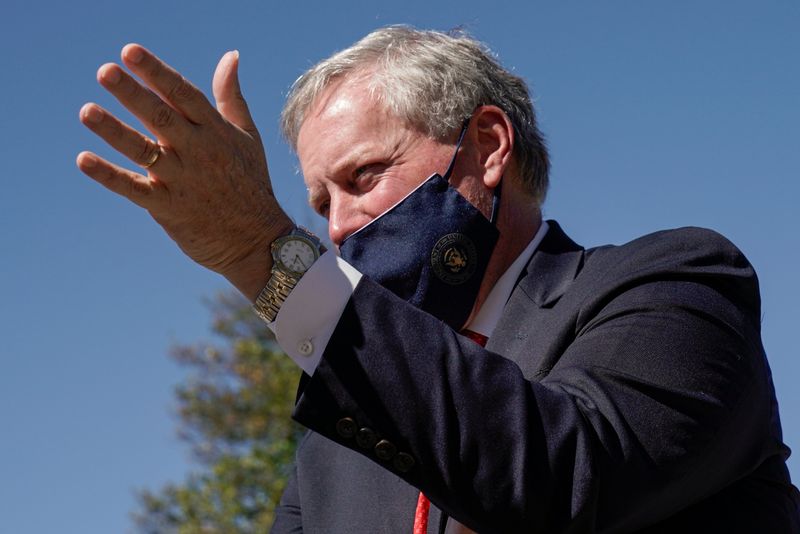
left=339, top=121, right=501, bottom=330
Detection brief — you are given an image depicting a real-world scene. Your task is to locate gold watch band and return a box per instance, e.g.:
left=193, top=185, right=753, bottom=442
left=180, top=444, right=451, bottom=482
left=252, top=227, right=322, bottom=323
left=254, top=268, right=300, bottom=323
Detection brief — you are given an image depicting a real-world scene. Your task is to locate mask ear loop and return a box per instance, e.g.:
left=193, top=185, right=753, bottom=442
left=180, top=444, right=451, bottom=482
left=489, top=178, right=502, bottom=225
left=442, top=118, right=503, bottom=226
left=442, top=119, right=470, bottom=181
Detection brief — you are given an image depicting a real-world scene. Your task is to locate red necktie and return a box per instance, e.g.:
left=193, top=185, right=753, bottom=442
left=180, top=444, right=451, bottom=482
left=413, top=491, right=432, bottom=534
left=412, top=329, right=487, bottom=534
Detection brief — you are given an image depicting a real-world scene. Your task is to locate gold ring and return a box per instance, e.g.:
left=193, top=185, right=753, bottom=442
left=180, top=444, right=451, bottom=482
left=142, top=145, right=162, bottom=168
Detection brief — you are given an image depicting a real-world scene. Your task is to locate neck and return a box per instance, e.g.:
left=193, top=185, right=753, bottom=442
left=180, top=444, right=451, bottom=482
left=464, top=202, right=542, bottom=327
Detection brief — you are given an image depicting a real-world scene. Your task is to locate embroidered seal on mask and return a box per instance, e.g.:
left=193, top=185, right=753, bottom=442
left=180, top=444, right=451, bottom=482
left=431, top=233, right=478, bottom=285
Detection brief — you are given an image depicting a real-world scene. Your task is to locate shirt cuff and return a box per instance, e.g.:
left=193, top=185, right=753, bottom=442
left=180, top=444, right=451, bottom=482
left=267, top=251, right=362, bottom=376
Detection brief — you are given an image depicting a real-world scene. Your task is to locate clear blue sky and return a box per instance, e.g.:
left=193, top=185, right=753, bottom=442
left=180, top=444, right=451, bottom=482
left=1, top=1, right=797, bottom=532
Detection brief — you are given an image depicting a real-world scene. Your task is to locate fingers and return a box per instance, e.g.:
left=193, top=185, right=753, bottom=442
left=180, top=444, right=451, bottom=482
left=76, top=151, right=164, bottom=208
left=121, top=44, right=215, bottom=126
left=212, top=50, right=259, bottom=137
left=79, top=103, right=168, bottom=170
left=98, top=62, right=192, bottom=145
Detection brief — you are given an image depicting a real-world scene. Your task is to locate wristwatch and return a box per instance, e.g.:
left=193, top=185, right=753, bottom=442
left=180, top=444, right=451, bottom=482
left=253, top=227, right=323, bottom=323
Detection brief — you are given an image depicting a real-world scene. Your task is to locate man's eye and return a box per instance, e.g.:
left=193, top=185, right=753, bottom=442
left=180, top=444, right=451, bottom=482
left=317, top=201, right=330, bottom=217
left=353, top=163, right=386, bottom=188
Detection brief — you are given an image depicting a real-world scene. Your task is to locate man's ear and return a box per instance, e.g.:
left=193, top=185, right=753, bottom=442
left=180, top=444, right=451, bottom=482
left=471, top=105, right=515, bottom=189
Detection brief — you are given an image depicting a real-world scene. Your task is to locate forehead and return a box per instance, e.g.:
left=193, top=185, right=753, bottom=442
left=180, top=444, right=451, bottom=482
left=296, top=79, right=412, bottom=174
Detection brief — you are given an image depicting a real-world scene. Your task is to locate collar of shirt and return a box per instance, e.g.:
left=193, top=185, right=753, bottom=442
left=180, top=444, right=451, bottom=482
left=465, top=220, right=549, bottom=338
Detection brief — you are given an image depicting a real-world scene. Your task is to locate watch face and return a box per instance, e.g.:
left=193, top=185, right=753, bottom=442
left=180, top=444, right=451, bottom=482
left=278, top=238, right=317, bottom=274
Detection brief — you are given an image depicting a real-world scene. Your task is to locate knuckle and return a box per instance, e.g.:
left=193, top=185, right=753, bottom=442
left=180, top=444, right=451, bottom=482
left=151, top=106, right=175, bottom=129
left=147, top=61, right=162, bottom=81
left=137, top=141, right=157, bottom=163
left=97, top=163, right=114, bottom=183
left=125, top=76, right=141, bottom=99
left=100, top=116, right=121, bottom=138
left=130, top=179, right=151, bottom=198
left=194, top=148, right=219, bottom=167
left=167, top=77, right=194, bottom=103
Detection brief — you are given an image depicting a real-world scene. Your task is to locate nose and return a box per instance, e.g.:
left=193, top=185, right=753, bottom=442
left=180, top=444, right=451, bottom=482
left=327, top=194, right=368, bottom=247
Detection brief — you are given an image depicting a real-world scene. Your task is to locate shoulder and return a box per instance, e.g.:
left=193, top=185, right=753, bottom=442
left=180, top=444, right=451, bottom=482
left=581, top=226, right=756, bottom=284
left=588, top=226, right=747, bottom=264
left=559, top=226, right=762, bottom=327
left=525, top=222, right=759, bottom=311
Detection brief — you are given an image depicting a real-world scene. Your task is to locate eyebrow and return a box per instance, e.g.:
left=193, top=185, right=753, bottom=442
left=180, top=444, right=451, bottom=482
left=306, top=185, right=326, bottom=208
left=301, top=152, right=350, bottom=209
left=303, top=145, right=371, bottom=208
left=329, top=146, right=372, bottom=177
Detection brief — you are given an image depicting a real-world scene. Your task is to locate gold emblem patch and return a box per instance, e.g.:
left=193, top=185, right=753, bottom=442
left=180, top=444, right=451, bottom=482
left=431, top=233, right=478, bottom=285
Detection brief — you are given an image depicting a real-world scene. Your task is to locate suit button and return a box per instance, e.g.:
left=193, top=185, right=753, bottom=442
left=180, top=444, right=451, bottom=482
left=336, top=417, right=357, bottom=439
left=356, top=427, right=378, bottom=449
left=394, top=452, right=416, bottom=473
left=374, top=439, right=397, bottom=461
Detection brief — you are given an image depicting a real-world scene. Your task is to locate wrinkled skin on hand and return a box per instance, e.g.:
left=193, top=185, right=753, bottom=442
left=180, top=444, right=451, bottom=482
left=77, top=44, right=293, bottom=300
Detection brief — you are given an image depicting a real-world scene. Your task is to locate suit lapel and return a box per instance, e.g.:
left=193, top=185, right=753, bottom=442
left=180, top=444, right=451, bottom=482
left=516, top=220, right=584, bottom=307
left=486, top=221, right=584, bottom=375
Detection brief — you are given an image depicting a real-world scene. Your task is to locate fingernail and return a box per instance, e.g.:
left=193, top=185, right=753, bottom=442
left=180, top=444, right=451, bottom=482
left=126, top=45, right=144, bottom=64
left=79, top=153, right=97, bottom=168
left=82, top=105, right=103, bottom=124
left=100, top=65, right=121, bottom=85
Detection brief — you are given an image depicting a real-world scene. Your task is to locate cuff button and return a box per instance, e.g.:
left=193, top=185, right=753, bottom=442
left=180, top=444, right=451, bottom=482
left=356, top=427, right=378, bottom=449
left=394, top=452, right=415, bottom=473
left=374, top=439, right=397, bottom=461
left=336, top=417, right=357, bottom=439
left=297, top=339, right=314, bottom=356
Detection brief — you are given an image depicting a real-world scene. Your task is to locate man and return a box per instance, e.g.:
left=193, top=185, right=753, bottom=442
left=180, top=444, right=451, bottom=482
left=78, top=27, right=798, bottom=533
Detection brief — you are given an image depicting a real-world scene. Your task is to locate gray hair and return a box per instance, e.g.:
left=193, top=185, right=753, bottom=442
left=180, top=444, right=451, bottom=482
left=280, top=26, right=549, bottom=206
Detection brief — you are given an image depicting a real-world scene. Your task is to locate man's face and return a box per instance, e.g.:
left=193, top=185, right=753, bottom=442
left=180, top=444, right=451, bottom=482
left=297, top=78, right=486, bottom=247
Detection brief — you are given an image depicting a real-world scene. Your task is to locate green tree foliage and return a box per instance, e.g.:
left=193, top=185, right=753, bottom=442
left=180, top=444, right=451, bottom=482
left=132, top=291, right=305, bottom=533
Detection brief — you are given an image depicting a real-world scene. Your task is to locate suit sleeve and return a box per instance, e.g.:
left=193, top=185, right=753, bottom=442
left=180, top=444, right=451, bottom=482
left=290, top=235, right=781, bottom=533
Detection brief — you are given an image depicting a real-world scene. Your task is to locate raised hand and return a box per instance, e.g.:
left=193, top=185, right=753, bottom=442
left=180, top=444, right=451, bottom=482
left=77, top=44, right=294, bottom=300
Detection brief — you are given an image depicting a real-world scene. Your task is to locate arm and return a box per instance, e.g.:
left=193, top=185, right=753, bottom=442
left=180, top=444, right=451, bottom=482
left=291, top=243, right=780, bottom=532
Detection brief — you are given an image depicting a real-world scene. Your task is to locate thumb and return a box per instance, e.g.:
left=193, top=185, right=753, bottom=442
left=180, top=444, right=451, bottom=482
left=213, top=50, right=259, bottom=136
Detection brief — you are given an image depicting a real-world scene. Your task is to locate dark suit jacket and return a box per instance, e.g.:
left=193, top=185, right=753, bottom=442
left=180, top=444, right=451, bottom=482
left=272, top=221, right=799, bottom=533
